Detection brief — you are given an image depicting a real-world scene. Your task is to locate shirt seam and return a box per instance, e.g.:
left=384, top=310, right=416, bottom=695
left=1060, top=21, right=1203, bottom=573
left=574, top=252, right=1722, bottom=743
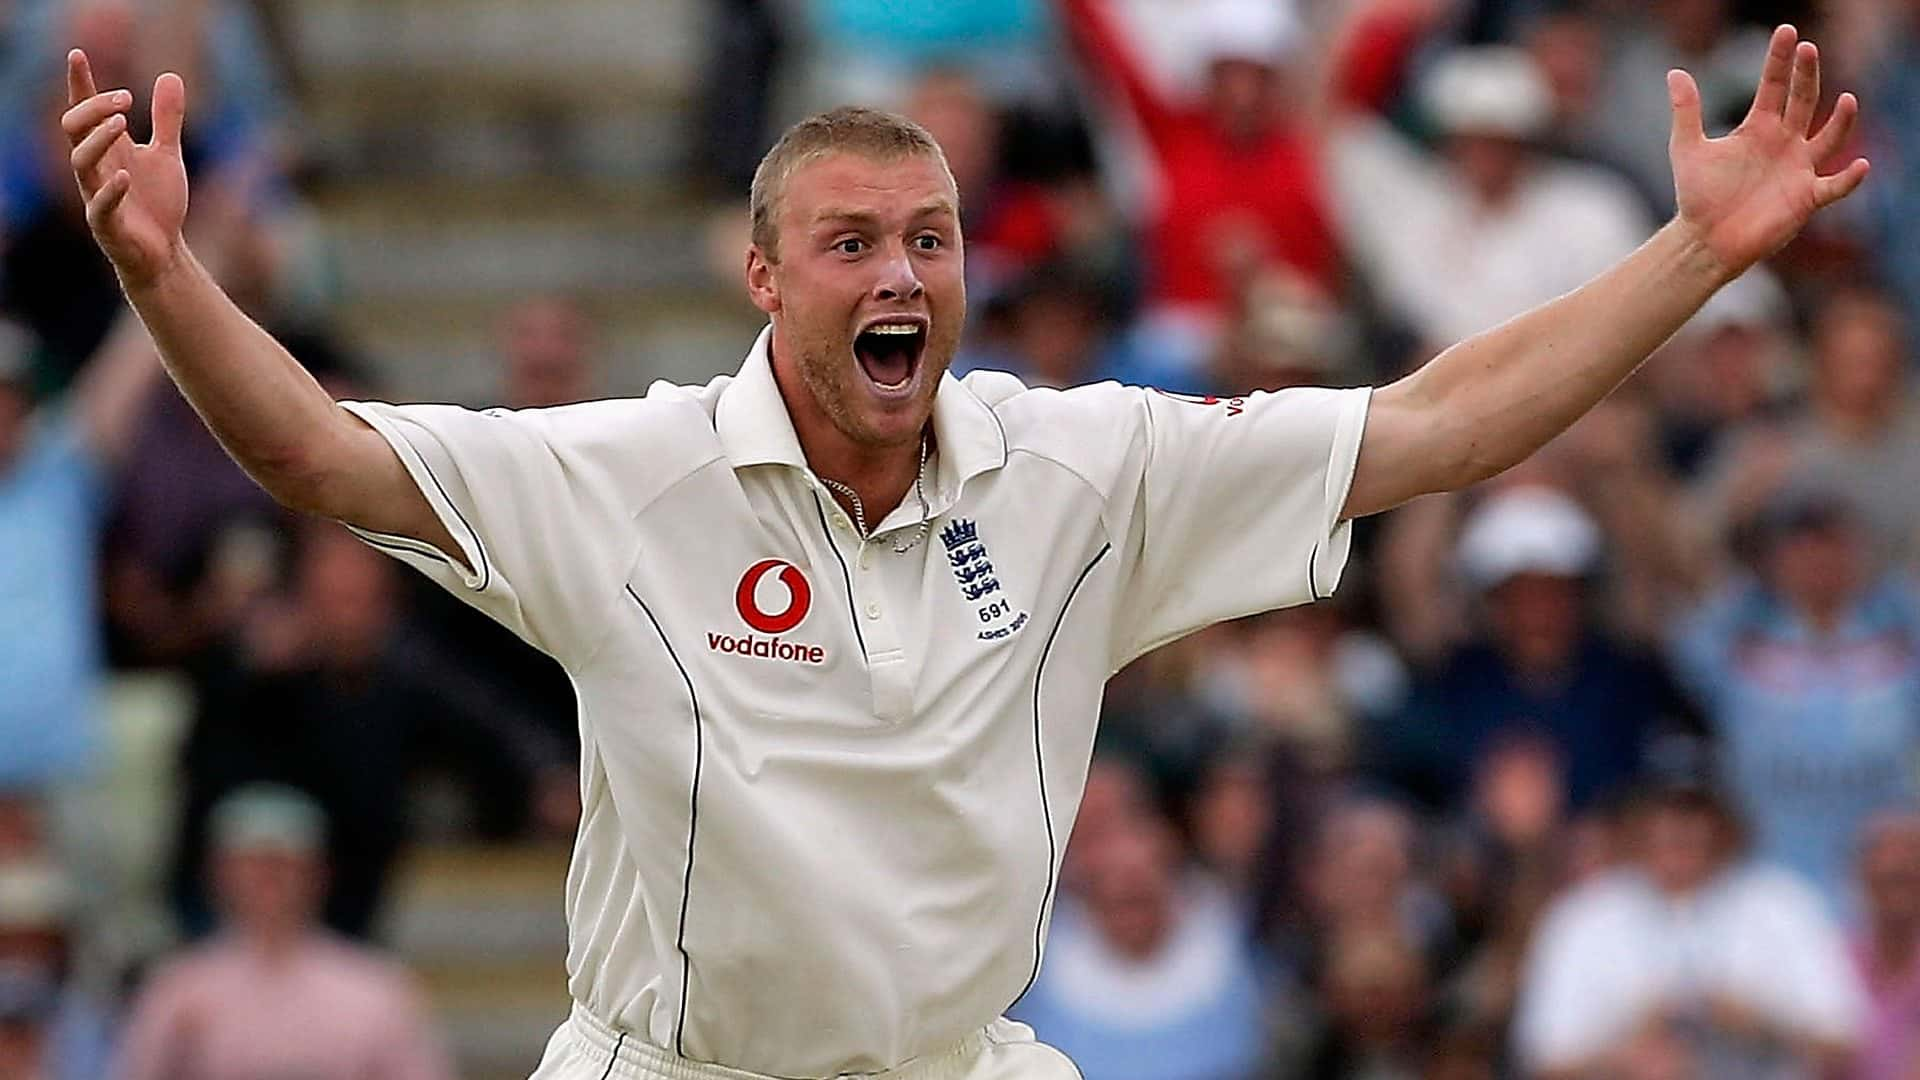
left=573, top=456, right=726, bottom=674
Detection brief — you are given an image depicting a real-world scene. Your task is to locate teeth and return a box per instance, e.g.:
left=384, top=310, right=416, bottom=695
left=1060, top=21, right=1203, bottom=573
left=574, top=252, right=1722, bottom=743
left=866, top=324, right=921, bottom=336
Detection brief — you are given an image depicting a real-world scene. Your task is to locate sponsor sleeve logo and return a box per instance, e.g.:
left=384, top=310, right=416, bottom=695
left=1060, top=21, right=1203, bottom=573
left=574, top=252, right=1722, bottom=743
left=1150, top=387, right=1245, bottom=417
left=735, top=558, right=812, bottom=634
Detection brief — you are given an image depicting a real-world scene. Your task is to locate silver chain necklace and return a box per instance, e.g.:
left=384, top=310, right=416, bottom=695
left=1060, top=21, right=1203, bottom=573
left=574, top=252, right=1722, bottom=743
left=819, top=434, right=932, bottom=554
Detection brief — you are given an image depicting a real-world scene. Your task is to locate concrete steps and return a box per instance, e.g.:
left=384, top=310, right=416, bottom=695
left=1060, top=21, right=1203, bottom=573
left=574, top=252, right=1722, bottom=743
left=379, top=843, right=574, bottom=1080
left=283, top=4, right=739, bottom=1074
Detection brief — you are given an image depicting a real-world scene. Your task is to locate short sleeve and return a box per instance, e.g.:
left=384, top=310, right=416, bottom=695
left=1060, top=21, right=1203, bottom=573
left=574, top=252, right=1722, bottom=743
left=338, top=400, right=631, bottom=663
left=1111, top=385, right=1371, bottom=665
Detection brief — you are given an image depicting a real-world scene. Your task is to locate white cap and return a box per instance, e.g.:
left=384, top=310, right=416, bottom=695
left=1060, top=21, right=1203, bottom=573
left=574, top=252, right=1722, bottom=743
left=1457, top=486, right=1602, bottom=589
left=0, top=861, right=71, bottom=931
left=1683, top=265, right=1790, bottom=338
left=210, top=783, right=327, bottom=854
left=1193, top=0, right=1301, bottom=68
left=1421, top=47, right=1552, bottom=139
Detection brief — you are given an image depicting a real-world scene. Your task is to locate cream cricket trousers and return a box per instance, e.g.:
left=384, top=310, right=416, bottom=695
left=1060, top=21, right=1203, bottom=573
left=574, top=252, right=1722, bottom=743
left=528, top=1004, right=1082, bottom=1080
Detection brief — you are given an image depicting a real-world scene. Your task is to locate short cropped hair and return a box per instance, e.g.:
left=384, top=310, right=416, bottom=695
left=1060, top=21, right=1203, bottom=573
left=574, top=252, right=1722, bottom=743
left=749, top=106, right=953, bottom=262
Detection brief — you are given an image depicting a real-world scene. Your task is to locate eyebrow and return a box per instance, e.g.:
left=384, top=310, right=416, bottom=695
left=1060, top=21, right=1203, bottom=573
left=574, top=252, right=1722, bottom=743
left=811, top=200, right=958, bottom=228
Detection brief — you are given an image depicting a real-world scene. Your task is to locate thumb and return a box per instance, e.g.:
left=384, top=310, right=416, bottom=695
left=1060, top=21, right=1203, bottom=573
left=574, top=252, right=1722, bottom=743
left=1668, top=69, right=1705, bottom=150
left=152, top=72, right=186, bottom=151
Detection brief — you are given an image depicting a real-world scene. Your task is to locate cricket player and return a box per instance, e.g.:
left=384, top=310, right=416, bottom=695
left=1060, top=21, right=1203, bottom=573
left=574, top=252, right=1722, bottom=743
left=60, top=26, right=1865, bottom=1080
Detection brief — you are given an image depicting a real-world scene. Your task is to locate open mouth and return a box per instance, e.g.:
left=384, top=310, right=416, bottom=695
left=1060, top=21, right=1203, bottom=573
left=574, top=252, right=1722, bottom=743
left=853, top=319, right=928, bottom=394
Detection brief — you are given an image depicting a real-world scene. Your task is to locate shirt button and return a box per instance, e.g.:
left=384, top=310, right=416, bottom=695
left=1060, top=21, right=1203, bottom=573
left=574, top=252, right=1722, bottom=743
left=858, top=549, right=872, bottom=571
left=865, top=602, right=881, bottom=620
left=834, top=515, right=850, bottom=531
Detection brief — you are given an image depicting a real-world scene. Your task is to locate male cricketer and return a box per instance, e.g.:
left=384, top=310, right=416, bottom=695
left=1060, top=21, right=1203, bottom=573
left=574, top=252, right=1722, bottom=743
left=60, top=29, right=1868, bottom=1080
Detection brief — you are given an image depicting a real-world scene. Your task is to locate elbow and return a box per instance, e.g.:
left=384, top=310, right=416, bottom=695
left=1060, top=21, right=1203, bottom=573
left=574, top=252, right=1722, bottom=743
left=246, top=436, right=353, bottom=520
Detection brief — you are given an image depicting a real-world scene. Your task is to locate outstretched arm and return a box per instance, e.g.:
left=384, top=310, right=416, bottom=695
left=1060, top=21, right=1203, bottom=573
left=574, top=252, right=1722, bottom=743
left=1055, top=0, right=1178, bottom=146
left=1342, top=26, right=1869, bottom=519
left=61, top=50, right=456, bottom=556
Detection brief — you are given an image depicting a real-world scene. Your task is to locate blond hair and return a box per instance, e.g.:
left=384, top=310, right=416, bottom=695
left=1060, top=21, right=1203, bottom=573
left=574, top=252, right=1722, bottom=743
left=749, top=107, right=953, bottom=262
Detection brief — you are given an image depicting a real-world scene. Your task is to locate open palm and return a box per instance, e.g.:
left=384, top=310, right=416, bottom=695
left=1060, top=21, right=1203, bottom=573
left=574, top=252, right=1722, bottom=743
left=62, top=49, right=190, bottom=288
left=1669, top=25, right=1869, bottom=278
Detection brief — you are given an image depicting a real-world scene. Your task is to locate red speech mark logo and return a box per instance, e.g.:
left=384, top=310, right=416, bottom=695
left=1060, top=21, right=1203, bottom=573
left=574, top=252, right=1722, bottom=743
left=735, top=559, right=812, bottom=634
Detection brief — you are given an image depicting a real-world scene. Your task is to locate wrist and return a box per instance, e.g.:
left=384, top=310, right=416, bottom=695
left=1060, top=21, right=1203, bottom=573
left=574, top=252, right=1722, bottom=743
left=1664, top=216, right=1744, bottom=290
left=117, top=238, right=195, bottom=297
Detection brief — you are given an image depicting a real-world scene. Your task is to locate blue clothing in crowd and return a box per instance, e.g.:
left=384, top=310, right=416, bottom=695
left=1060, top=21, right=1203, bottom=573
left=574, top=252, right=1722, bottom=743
left=1382, top=635, right=1694, bottom=812
left=0, top=414, right=105, bottom=787
left=1671, top=578, right=1920, bottom=908
left=1014, top=879, right=1271, bottom=1080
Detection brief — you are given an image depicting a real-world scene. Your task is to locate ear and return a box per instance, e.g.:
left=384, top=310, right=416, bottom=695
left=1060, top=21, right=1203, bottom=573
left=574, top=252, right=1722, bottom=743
left=745, top=244, right=781, bottom=316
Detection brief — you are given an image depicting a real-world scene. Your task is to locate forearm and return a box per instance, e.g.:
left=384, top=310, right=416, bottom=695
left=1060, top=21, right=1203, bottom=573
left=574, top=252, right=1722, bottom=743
left=121, top=247, right=362, bottom=514
left=1401, top=222, right=1728, bottom=490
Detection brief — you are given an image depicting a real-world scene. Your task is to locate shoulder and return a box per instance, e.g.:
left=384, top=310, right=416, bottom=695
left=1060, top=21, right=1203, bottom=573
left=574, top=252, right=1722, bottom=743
left=1720, top=864, right=1833, bottom=926
left=967, top=374, right=1152, bottom=495
left=1535, top=870, right=1650, bottom=945
left=312, top=936, right=430, bottom=1001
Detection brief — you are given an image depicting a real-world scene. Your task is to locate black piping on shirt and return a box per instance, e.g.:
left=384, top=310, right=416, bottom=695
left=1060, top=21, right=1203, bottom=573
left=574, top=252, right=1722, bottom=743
left=1012, top=541, right=1111, bottom=1010
left=625, top=585, right=704, bottom=1057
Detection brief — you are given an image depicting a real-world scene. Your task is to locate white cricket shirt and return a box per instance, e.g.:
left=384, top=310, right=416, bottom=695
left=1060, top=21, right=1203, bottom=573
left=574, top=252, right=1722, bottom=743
left=341, top=328, right=1370, bottom=1077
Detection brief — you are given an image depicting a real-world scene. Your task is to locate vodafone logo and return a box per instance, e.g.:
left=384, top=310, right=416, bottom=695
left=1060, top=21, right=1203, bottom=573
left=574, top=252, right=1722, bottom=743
left=735, top=559, right=812, bottom=633
left=710, top=559, right=828, bottom=666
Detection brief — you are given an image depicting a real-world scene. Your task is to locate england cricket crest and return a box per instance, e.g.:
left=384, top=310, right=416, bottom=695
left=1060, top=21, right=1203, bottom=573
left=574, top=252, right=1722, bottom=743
left=939, top=518, right=1030, bottom=641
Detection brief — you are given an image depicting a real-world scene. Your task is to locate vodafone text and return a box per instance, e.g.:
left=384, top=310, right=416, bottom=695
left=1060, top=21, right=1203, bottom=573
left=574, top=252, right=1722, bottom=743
left=706, top=632, right=827, bottom=665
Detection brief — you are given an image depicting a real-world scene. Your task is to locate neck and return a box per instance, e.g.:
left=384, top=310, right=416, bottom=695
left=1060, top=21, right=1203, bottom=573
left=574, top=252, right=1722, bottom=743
left=771, top=343, right=925, bottom=532
left=242, top=922, right=306, bottom=961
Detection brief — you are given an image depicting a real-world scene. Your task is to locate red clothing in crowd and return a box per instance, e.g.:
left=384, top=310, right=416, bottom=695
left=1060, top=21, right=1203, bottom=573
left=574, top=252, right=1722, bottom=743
left=1058, top=0, right=1341, bottom=310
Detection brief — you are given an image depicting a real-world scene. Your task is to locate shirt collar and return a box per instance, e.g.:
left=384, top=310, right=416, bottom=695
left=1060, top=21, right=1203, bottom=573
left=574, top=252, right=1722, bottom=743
left=714, top=325, right=1010, bottom=505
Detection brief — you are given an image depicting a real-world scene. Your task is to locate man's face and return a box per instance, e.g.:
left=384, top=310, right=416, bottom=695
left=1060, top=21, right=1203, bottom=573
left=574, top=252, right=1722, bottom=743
left=748, top=152, right=965, bottom=452
left=1641, top=804, right=1722, bottom=895
left=214, top=848, right=323, bottom=934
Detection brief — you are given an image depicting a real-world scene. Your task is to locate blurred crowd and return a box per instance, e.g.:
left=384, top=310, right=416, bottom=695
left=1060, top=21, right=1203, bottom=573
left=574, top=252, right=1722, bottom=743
left=6, top=0, right=1920, bottom=1076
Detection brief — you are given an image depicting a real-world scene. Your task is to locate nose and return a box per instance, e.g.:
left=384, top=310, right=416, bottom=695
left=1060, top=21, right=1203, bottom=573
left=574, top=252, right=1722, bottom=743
left=871, top=247, right=925, bottom=304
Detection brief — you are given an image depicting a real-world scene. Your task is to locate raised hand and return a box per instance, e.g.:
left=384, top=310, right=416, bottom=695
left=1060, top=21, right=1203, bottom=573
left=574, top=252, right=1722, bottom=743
left=1669, top=25, right=1870, bottom=279
left=62, top=49, right=190, bottom=289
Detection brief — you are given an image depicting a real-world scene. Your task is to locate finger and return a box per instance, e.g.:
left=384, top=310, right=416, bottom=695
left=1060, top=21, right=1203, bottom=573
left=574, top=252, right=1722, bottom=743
left=1810, top=91, right=1859, bottom=164
left=69, top=112, right=127, bottom=182
left=1668, top=69, right=1705, bottom=150
left=60, top=89, right=132, bottom=141
left=66, top=49, right=97, bottom=108
left=85, top=169, right=130, bottom=230
left=151, top=72, right=185, bottom=152
left=1784, top=41, right=1819, bottom=135
left=1814, top=157, right=1870, bottom=207
left=1747, top=24, right=1798, bottom=120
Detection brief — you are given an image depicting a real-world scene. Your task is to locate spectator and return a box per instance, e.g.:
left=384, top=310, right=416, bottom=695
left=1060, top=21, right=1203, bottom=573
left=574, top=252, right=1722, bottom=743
left=1648, top=266, right=1795, bottom=481
left=1579, top=3, right=1771, bottom=218
left=0, top=0, right=289, bottom=388
left=1013, top=795, right=1272, bottom=1080
left=172, top=524, right=574, bottom=939
left=1274, top=796, right=1456, bottom=980
left=1853, top=813, right=1920, bottom=1080
left=1056, top=0, right=1340, bottom=373
left=1671, top=486, right=1920, bottom=907
left=1862, top=0, right=1920, bottom=326
left=500, top=294, right=594, bottom=410
left=0, top=861, right=109, bottom=1080
left=0, top=964, right=58, bottom=1080
left=0, top=310, right=160, bottom=798
left=1715, top=286, right=1920, bottom=569
left=1376, top=486, right=1698, bottom=812
left=1326, top=46, right=1652, bottom=360
left=118, top=785, right=455, bottom=1080
left=1514, top=780, right=1863, bottom=1078
left=1292, top=929, right=1433, bottom=1080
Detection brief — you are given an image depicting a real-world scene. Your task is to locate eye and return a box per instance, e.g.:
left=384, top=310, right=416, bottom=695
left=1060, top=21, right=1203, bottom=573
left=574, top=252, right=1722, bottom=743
left=913, top=234, right=943, bottom=252
left=834, top=237, right=867, bottom=256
